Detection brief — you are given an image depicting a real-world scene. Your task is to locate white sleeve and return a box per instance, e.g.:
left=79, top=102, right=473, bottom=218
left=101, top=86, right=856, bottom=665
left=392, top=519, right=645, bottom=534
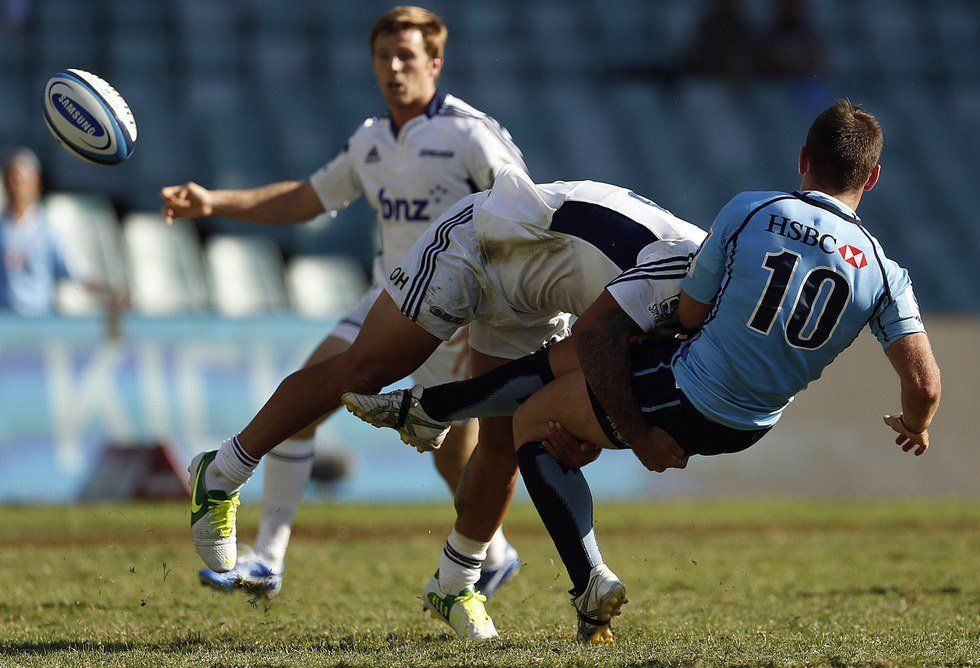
left=605, top=239, right=698, bottom=332
left=308, top=142, right=363, bottom=214
left=464, top=118, right=528, bottom=191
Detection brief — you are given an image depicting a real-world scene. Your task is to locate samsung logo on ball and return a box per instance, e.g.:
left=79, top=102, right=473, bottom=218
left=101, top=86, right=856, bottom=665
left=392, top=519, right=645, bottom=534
left=52, top=92, right=106, bottom=138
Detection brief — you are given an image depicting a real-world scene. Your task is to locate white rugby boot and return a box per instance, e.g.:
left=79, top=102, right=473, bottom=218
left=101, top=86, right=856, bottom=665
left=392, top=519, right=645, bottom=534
left=422, top=572, right=499, bottom=641
left=341, top=385, right=450, bottom=453
left=572, top=564, right=628, bottom=644
left=188, top=450, right=240, bottom=573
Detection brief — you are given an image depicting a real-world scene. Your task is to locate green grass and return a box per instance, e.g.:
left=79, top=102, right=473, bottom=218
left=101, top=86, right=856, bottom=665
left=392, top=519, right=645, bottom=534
left=0, top=499, right=977, bottom=667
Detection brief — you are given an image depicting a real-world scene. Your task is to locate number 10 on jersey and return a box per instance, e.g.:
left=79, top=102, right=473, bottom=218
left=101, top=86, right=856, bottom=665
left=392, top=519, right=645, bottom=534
left=746, top=250, right=851, bottom=350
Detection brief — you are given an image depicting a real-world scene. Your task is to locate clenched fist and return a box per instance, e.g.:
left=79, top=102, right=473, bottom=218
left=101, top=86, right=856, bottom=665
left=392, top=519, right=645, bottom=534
left=160, top=182, right=213, bottom=224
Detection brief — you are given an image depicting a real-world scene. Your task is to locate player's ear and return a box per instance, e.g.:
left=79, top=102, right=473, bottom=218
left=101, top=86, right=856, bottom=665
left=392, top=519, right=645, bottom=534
left=430, top=56, right=443, bottom=79
left=864, top=164, right=881, bottom=192
left=798, top=146, right=808, bottom=176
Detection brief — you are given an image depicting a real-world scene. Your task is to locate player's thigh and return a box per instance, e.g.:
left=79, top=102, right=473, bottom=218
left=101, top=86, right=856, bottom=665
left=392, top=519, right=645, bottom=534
left=512, top=368, right=617, bottom=450
left=342, top=291, right=443, bottom=387
left=300, top=333, right=351, bottom=368
left=303, top=284, right=380, bottom=367
left=547, top=337, right=580, bottom=377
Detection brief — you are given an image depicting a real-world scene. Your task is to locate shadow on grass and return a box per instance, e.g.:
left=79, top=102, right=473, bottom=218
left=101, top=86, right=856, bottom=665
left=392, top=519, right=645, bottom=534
left=1, top=641, right=142, bottom=654
left=0, top=633, right=480, bottom=657
left=797, top=585, right=961, bottom=598
left=0, top=638, right=707, bottom=668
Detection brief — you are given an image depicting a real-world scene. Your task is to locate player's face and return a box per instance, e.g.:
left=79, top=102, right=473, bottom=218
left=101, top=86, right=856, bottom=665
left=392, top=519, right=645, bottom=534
left=372, top=29, right=441, bottom=110
left=2, top=161, right=40, bottom=209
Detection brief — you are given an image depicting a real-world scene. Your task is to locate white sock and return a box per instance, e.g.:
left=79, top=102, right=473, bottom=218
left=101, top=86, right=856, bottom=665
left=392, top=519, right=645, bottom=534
left=438, top=529, right=489, bottom=594
left=483, top=527, right=511, bottom=570
left=207, top=436, right=258, bottom=493
left=255, top=437, right=315, bottom=572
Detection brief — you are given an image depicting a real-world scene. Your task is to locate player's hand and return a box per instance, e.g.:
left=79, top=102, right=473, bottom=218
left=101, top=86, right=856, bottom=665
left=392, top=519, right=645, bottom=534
left=160, top=181, right=213, bottom=224
left=630, top=427, right=688, bottom=472
left=542, top=421, right=601, bottom=469
left=448, top=327, right=470, bottom=376
left=883, top=413, right=930, bottom=456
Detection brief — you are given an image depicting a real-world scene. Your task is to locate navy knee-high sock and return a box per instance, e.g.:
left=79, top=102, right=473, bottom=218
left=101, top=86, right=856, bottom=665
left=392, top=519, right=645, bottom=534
left=419, top=347, right=555, bottom=421
left=516, top=441, right=602, bottom=595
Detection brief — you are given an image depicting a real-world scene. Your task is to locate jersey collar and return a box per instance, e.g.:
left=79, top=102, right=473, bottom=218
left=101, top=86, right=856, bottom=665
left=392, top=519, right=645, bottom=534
left=388, top=89, right=448, bottom=139
left=424, top=89, right=448, bottom=118
left=793, top=190, right=861, bottom=224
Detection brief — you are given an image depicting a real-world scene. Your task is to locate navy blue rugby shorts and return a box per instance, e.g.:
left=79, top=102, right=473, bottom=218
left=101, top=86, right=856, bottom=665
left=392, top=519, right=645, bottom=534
left=585, top=338, right=770, bottom=457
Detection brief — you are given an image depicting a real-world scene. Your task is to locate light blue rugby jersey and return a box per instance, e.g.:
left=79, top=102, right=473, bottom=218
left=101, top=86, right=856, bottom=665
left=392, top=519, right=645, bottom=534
left=673, top=190, right=925, bottom=430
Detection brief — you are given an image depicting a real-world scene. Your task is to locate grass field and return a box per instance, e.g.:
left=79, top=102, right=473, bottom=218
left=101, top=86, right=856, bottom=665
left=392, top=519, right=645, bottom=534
left=0, top=499, right=977, bottom=667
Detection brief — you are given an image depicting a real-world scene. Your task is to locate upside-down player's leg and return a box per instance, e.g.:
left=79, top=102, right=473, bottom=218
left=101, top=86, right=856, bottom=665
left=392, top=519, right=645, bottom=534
left=418, top=338, right=580, bottom=421
left=511, top=369, right=628, bottom=643
left=341, top=337, right=580, bottom=453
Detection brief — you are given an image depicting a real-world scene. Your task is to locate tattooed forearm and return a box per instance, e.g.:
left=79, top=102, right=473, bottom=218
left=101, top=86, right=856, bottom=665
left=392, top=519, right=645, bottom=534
left=575, top=299, right=648, bottom=446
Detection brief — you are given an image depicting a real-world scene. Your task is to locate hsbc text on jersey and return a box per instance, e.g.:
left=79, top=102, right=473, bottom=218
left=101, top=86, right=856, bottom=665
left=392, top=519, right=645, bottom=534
left=766, top=213, right=837, bottom=254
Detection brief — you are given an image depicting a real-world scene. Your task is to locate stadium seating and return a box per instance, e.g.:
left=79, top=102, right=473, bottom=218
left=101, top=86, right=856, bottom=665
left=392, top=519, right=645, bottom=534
left=123, top=214, right=210, bottom=315
left=205, top=235, right=289, bottom=316
left=286, top=255, right=369, bottom=316
left=3, top=0, right=977, bottom=311
left=45, top=193, right=128, bottom=314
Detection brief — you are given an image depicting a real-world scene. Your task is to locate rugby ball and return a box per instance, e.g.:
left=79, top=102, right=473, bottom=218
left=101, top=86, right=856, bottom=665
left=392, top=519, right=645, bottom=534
left=42, top=69, right=137, bottom=166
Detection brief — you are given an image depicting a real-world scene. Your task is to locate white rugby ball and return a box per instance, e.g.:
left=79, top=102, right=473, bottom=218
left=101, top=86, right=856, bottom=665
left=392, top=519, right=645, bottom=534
left=42, top=69, right=137, bottom=166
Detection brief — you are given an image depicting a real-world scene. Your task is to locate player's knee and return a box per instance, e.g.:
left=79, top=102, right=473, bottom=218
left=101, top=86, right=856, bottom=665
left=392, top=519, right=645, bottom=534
left=294, top=421, right=319, bottom=441
left=344, top=356, right=396, bottom=394
left=512, top=402, right=545, bottom=451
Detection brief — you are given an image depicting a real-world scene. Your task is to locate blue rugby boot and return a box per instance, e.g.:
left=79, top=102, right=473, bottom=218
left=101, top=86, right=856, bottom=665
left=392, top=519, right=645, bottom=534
left=475, top=545, right=521, bottom=599
left=198, top=545, right=282, bottom=598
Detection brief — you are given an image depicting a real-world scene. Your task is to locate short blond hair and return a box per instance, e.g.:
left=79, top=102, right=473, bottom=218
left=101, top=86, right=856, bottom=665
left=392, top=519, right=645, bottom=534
left=369, top=6, right=448, bottom=60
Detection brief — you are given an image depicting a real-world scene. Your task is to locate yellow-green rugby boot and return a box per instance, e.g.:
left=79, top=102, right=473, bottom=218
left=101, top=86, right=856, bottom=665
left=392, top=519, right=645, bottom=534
left=422, top=571, right=498, bottom=641
left=188, top=450, right=241, bottom=572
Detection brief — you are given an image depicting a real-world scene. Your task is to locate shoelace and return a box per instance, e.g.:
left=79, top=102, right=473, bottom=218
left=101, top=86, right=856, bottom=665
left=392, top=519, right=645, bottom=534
left=457, top=590, right=491, bottom=630
left=209, top=495, right=241, bottom=537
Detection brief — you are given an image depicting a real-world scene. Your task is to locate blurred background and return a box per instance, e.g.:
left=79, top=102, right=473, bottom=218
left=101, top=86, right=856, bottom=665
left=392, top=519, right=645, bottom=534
left=0, top=0, right=977, bottom=504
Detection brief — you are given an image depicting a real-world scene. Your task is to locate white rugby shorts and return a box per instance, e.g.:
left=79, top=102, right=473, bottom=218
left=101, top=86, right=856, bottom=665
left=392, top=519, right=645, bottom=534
left=384, top=194, right=575, bottom=360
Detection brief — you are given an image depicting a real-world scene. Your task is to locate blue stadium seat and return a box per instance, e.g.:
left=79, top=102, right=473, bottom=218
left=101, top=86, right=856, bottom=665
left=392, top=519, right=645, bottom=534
left=123, top=214, right=210, bottom=314
left=109, top=34, right=171, bottom=80
left=249, top=35, right=312, bottom=88
left=206, top=236, right=289, bottom=315
left=527, top=3, right=592, bottom=76
left=45, top=193, right=128, bottom=315
left=106, top=0, right=170, bottom=29
left=287, top=255, right=368, bottom=316
left=932, top=4, right=980, bottom=80
left=609, top=84, right=703, bottom=220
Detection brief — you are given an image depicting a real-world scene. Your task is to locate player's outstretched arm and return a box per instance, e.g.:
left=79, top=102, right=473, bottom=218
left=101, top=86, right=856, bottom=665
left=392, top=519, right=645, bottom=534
left=882, top=332, right=941, bottom=456
left=160, top=180, right=325, bottom=226
left=575, top=290, right=687, bottom=472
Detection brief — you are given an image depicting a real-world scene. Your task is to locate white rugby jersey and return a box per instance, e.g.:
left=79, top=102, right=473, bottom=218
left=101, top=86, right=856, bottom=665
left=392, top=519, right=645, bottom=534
left=309, top=90, right=527, bottom=282
left=474, top=167, right=706, bottom=318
